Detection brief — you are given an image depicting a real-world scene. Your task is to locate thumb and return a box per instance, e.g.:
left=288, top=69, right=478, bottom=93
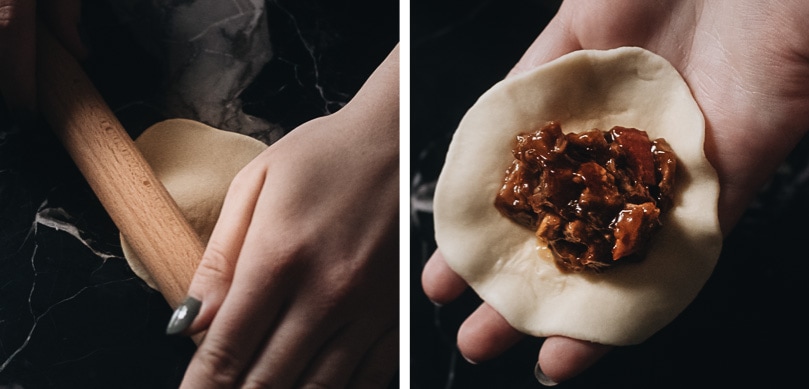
left=165, top=167, right=266, bottom=336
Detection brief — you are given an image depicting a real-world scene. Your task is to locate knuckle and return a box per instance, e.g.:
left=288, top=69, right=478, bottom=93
left=192, top=341, right=244, bottom=386
left=196, top=242, right=234, bottom=282
left=262, top=240, right=311, bottom=277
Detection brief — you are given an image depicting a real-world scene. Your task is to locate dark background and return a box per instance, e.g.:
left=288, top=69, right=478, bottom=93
left=411, top=1, right=808, bottom=388
left=0, top=1, right=398, bottom=388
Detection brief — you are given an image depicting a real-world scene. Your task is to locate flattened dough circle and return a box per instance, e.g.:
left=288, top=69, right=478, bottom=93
left=434, top=47, right=722, bottom=346
left=121, top=118, right=267, bottom=290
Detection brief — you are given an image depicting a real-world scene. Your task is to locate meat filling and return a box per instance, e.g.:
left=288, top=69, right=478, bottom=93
left=494, top=121, right=677, bottom=272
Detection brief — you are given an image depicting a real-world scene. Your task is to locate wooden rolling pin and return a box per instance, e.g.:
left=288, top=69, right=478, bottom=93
left=36, top=26, right=203, bottom=310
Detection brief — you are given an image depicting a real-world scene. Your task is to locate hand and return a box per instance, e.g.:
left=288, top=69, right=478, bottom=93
left=172, top=46, right=399, bottom=388
left=422, top=0, right=809, bottom=384
left=0, top=0, right=85, bottom=114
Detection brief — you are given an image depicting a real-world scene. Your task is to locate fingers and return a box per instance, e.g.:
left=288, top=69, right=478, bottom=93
left=179, top=222, right=299, bottom=388
left=422, top=252, right=523, bottom=363
left=168, top=165, right=266, bottom=336
left=457, top=303, right=525, bottom=364
left=536, top=336, right=613, bottom=385
left=243, top=308, right=395, bottom=389
left=425, top=251, right=611, bottom=383
left=0, top=0, right=36, bottom=112
left=179, top=250, right=292, bottom=389
left=423, top=252, right=607, bottom=381
left=422, top=251, right=611, bottom=382
left=228, top=237, right=396, bottom=388
left=421, top=250, right=467, bottom=305
left=297, top=321, right=388, bottom=389
left=234, top=296, right=342, bottom=388
left=182, top=227, right=392, bottom=388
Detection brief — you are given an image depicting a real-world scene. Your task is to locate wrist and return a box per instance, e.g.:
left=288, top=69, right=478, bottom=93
left=334, top=44, right=400, bottom=160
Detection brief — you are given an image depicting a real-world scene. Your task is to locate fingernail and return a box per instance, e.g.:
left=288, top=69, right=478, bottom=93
left=535, top=363, right=558, bottom=387
left=460, top=352, right=478, bottom=365
left=166, top=296, right=201, bottom=335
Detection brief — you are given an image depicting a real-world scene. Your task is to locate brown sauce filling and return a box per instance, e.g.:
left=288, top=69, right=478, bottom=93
left=494, top=121, right=677, bottom=272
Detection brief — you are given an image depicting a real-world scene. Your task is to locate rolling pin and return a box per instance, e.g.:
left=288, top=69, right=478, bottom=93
left=36, top=26, right=203, bottom=311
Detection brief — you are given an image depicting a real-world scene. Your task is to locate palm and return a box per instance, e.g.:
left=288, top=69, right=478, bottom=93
left=557, top=0, right=809, bottom=229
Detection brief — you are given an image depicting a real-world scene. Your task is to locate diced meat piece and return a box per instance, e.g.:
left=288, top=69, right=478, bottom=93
left=565, top=128, right=611, bottom=162
left=532, top=167, right=579, bottom=215
left=536, top=213, right=563, bottom=241
left=652, top=138, right=677, bottom=211
left=513, top=121, right=567, bottom=169
left=610, top=126, right=657, bottom=185
left=612, top=202, right=661, bottom=260
left=495, top=160, right=538, bottom=228
left=574, top=161, right=623, bottom=226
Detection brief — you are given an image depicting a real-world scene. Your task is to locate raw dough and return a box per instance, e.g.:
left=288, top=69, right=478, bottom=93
left=433, top=47, right=722, bottom=346
left=121, top=118, right=267, bottom=289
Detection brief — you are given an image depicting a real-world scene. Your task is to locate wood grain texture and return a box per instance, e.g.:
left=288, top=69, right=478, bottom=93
left=36, top=26, right=203, bottom=310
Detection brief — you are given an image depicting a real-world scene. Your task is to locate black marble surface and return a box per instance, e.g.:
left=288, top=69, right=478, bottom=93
left=0, top=1, right=397, bottom=388
left=411, top=1, right=808, bottom=388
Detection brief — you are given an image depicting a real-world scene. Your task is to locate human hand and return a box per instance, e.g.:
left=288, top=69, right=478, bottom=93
left=0, top=0, right=85, bottom=114
left=167, top=46, right=399, bottom=388
left=422, top=0, right=809, bottom=384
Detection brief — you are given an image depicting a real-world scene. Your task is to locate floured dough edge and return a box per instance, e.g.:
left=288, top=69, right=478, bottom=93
left=433, top=47, right=722, bottom=346
left=121, top=118, right=268, bottom=290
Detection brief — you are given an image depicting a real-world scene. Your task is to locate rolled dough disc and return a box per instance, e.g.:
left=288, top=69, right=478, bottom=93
left=434, top=47, right=723, bottom=345
left=120, top=118, right=268, bottom=290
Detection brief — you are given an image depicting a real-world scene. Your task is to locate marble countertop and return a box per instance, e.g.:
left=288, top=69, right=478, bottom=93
left=0, top=1, right=397, bottom=387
